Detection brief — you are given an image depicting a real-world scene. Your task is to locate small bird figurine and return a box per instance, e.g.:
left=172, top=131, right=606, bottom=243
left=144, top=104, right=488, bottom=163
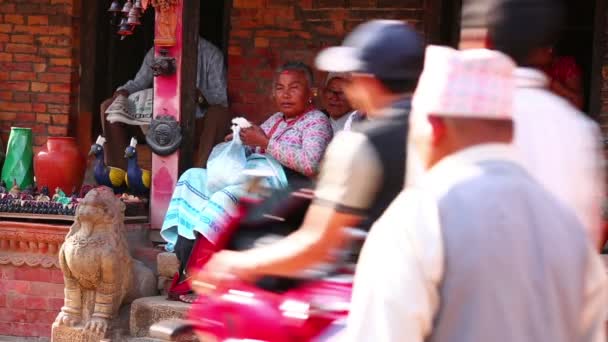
left=89, top=135, right=127, bottom=194
left=8, top=179, right=20, bottom=198
left=124, top=137, right=151, bottom=197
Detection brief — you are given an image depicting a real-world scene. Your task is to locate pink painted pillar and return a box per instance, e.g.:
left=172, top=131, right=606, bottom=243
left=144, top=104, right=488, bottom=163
left=150, top=3, right=184, bottom=229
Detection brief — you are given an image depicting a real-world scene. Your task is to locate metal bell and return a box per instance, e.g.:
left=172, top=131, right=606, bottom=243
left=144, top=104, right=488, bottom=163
left=121, top=0, right=133, bottom=14
left=108, top=0, right=122, bottom=13
left=117, top=18, right=133, bottom=36
left=127, top=9, right=142, bottom=25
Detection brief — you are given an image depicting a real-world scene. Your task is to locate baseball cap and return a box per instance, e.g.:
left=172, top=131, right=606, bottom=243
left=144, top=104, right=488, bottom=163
left=324, top=72, right=349, bottom=87
left=315, top=20, right=424, bottom=81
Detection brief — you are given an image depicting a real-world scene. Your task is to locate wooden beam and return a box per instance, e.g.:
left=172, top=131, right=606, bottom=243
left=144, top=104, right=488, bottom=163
left=178, top=0, right=200, bottom=174
left=589, top=0, right=607, bottom=118
left=74, top=0, right=101, bottom=156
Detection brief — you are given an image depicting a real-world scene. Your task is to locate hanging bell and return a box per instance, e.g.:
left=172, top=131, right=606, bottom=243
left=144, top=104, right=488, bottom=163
left=117, top=18, right=133, bottom=37
left=133, top=0, right=143, bottom=11
left=127, top=9, right=142, bottom=26
left=108, top=0, right=122, bottom=13
left=128, top=7, right=142, bottom=19
left=121, top=0, right=133, bottom=14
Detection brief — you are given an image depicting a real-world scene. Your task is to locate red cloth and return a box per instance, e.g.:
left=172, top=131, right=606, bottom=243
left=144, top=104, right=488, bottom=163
left=549, top=56, right=582, bottom=84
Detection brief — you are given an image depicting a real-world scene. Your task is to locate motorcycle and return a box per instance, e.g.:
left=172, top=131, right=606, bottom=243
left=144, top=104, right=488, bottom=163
left=150, top=172, right=367, bottom=341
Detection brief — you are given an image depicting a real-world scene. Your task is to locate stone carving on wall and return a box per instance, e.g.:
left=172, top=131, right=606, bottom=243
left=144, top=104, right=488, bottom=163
left=152, top=0, right=179, bottom=47
left=52, top=187, right=156, bottom=341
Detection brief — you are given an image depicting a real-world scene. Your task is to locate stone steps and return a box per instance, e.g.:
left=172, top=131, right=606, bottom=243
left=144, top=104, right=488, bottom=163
left=129, top=296, right=195, bottom=342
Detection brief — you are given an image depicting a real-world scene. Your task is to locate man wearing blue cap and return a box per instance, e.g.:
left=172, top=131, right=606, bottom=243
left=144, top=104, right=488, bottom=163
left=195, top=20, right=424, bottom=289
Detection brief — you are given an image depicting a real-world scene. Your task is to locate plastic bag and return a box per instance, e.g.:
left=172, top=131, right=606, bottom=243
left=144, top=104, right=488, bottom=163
left=207, top=125, right=247, bottom=193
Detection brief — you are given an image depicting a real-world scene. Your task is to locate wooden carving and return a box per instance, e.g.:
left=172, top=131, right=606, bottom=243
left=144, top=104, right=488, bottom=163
left=152, top=0, right=179, bottom=47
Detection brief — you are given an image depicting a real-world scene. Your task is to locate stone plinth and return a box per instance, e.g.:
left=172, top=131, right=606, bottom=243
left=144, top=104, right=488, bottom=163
left=129, top=296, right=195, bottom=341
left=51, top=323, right=107, bottom=342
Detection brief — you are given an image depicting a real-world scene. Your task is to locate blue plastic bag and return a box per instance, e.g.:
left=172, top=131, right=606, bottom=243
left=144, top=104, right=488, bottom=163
left=207, top=125, right=247, bottom=193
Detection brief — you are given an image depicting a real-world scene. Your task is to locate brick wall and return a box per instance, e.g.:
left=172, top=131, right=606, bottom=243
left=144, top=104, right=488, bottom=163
left=0, top=265, right=64, bottom=338
left=0, top=0, right=79, bottom=153
left=228, top=0, right=425, bottom=123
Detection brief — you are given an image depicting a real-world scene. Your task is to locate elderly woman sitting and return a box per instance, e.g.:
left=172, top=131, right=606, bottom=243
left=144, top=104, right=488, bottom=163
left=160, top=62, right=332, bottom=294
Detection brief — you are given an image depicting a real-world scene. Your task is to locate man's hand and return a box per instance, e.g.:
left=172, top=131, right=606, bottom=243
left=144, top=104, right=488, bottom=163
left=196, top=89, right=209, bottom=109
left=193, top=250, right=257, bottom=295
left=240, top=125, right=269, bottom=149
left=113, top=89, right=130, bottom=98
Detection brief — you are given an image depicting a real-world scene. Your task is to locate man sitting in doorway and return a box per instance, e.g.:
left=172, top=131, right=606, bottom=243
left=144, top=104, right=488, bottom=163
left=100, top=36, right=229, bottom=170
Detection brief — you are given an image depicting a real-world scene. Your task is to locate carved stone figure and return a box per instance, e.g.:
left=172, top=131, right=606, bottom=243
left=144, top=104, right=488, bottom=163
left=52, top=187, right=156, bottom=340
left=152, top=0, right=179, bottom=47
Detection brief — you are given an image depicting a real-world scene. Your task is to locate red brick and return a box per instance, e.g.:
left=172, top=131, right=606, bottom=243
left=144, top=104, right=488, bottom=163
left=254, top=37, right=269, bottom=47
left=0, top=62, right=33, bottom=71
left=0, top=112, right=16, bottom=121
left=0, top=308, right=27, bottom=323
left=47, top=264, right=64, bottom=277
left=36, top=114, right=51, bottom=123
left=34, top=135, right=47, bottom=146
left=0, top=91, right=12, bottom=101
left=6, top=43, right=36, bottom=54
left=36, top=93, right=69, bottom=104
left=48, top=125, right=67, bottom=136
left=229, top=46, right=243, bottom=55
left=25, top=310, right=57, bottom=324
left=231, top=30, right=252, bottom=38
left=0, top=71, right=8, bottom=80
left=50, top=58, right=71, bottom=66
left=47, top=66, right=72, bottom=73
left=16, top=113, right=35, bottom=121
left=33, top=63, right=47, bottom=73
left=36, top=35, right=71, bottom=46
left=47, top=104, right=69, bottom=114
left=29, top=123, right=47, bottom=134
left=6, top=294, right=25, bottom=309
left=0, top=4, right=16, bottom=14
left=0, top=294, right=5, bottom=308
left=0, top=34, right=8, bottom=43
left=28, top=15, right=49, bottom=25
left=23, top=295, right=48, bottom=311
left=4, top=15, right=24, bottom=25
left=13, top=93, right=32, bottom=102
left=33, top=103, right=46, bottom=112
left=0, top=81, right=29, bottom=91
left=48, top=297, right=63, bottom=310
left=38, top=72, right=70, bottom=83
left=3, top=102, right=32, bottom=112
left=234, top=0, right=265, bottom=8
left=13, top=53, right=45, bottom=63
left=31, top=81, right=48, bottom=92
left=14, top=267, right=51, bottom=282
left=51, top=114, right=69, bottom=125
left=50, top=83, right=71, bottom=93
left=10, top=34, right=33, bottom=44
left=10, top=71, right=35, bottom=81
left=31, top=282, right=64, bottom=298
left=13, top=25, right=70, bottom=36
left=39, top=47, right=71, bottom=57
left=0, top=52, right=12, bottom=62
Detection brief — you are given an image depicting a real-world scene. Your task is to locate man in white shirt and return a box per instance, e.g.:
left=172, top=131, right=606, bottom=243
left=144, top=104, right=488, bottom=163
left=345, top=46, right=607, bottom=342
left=487, top=0, right=606, bottom=249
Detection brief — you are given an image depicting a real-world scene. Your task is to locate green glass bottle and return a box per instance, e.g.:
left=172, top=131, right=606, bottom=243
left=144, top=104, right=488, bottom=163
left=1, top=127, right=34, bottom=189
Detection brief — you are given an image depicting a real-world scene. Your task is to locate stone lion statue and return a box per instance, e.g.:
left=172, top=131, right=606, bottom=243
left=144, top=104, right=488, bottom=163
left=54, top=186, right=155, bottom=336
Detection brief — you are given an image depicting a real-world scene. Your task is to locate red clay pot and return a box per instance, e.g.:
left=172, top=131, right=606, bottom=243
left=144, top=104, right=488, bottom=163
left=34, top=137, right=86, bottom=196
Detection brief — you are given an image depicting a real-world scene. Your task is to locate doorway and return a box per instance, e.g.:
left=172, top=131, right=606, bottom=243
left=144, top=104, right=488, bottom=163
left=81, top=1, right=231, bottom=170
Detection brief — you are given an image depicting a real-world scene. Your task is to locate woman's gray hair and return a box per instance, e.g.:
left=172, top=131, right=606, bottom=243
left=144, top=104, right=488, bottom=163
left=273, top=61, right=314, bottom=88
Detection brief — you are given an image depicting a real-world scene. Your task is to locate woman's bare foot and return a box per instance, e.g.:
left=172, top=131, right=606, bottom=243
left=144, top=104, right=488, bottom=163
left=179, top=293, right=198, bottom=304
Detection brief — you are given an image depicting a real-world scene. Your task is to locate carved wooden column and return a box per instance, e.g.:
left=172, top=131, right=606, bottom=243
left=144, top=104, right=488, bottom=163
left=147, top=0, right=199, bottom=229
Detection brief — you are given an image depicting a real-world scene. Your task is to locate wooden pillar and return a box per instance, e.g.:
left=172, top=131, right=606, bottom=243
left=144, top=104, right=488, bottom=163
left=149, top=0, right=199, bottom=229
